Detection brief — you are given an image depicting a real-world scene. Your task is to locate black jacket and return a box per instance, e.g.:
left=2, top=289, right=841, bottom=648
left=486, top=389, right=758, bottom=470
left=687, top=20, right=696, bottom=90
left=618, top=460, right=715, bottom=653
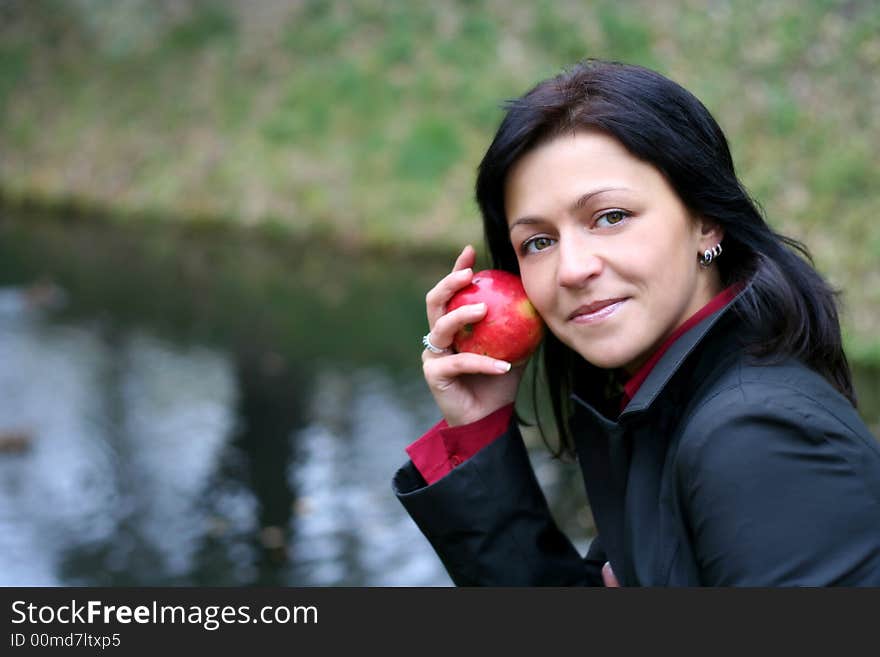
left=393, top=292, right=880, bottom=585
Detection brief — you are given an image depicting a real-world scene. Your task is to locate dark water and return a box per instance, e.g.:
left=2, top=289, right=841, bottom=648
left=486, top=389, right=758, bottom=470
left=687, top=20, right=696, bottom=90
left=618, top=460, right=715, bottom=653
left=1, top=210, right=877, bottom=586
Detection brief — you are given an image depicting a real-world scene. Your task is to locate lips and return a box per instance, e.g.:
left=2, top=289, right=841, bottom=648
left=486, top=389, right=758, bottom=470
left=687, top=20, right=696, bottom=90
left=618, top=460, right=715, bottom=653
left=568, top=298, right=628, bottom=321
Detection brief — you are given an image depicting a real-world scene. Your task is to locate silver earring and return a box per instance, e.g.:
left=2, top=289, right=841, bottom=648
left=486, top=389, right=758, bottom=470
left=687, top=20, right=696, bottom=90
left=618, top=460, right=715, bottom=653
left=699, top=242, right=722, bottom=267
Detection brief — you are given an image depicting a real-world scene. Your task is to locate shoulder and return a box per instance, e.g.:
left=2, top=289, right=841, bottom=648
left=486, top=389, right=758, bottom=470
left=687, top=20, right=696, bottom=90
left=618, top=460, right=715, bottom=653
left=682, top=354, right=869, bottom=441
left=669, top=357, right=880, bottom=585
left=675, top=356, right=880, bottom=489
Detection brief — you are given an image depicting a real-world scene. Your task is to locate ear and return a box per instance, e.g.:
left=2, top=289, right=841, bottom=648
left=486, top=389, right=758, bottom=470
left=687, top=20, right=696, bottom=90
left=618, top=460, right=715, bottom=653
left=697, top=217, right=724, bottom=251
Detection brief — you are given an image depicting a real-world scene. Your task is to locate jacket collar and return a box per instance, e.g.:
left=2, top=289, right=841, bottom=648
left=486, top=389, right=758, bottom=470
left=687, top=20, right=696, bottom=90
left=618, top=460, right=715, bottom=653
left=571, top=282, right=750, bottom=422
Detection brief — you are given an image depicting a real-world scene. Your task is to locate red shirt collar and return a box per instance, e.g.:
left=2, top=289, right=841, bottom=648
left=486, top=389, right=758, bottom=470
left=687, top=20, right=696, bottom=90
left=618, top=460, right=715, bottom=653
left=620, top=283, right=744, bottom=410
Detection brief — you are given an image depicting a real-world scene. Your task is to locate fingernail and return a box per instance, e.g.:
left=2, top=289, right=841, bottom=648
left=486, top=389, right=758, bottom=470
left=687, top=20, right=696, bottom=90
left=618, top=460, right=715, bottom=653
left=495, top=361, right=511, bottom=372
left=460, top=267, right=473, bottom=276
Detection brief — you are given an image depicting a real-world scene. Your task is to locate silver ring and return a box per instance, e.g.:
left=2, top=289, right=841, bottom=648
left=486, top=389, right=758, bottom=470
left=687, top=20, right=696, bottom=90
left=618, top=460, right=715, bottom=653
left=422, top=333, right=449, bottom=354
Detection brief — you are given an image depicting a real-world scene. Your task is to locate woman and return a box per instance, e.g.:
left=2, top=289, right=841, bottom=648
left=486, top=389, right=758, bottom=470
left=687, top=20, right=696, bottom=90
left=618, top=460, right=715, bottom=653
left=393, top=60, right=880, bottom=586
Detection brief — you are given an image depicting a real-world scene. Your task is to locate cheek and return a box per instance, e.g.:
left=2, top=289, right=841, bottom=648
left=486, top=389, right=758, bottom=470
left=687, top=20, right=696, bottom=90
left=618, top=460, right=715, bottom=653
left=521, top=276, right=543, bottom=310
left=643, top=233, right=693, bottom=285
left=640, top=250, right=699, bottom=320
left=520, top=268, right=554, bottom=316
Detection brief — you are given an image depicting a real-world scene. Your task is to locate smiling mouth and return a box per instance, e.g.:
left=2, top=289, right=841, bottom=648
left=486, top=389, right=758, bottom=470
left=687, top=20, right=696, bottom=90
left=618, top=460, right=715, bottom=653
left=568, top=298, right=628, bottom=322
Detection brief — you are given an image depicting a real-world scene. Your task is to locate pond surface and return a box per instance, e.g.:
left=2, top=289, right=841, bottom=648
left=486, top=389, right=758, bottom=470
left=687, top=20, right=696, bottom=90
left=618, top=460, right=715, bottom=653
left=1, top=210, right=877, bottom=586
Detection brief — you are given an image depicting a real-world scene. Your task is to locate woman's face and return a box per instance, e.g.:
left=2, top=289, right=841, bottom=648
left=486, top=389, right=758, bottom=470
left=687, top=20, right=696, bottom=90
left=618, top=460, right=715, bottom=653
left=505, top=130, right=723, bottom=373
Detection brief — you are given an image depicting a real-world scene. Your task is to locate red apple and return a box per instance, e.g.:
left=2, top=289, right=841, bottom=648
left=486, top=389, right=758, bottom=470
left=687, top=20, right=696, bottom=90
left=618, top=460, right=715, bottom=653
left=446, top=269, right=544, bottom=365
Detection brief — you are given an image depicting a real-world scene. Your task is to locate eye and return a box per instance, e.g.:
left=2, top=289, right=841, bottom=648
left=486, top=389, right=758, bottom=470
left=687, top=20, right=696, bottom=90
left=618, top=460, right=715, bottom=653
left=522, top=235, right=556, bottom=254
left=595, top=210, right=629, bottom=228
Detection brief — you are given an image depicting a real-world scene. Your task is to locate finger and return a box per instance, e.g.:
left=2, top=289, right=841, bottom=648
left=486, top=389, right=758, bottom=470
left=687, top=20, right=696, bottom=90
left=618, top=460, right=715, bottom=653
left=428, top=302, right=487, bottom=352
left=423, top=352, right=512, bottom=387
left=451, top=244, right=476, bottom=272
left=425, top=245, right=477, bottom=326
left=602, top=562, right=620, bottom=587
left=425, top=267, right=475, bottom=327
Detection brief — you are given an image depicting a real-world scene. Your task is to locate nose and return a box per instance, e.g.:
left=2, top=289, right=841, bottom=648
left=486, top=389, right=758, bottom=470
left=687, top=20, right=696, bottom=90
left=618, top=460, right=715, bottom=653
left=557, top=231, right=603, bottom=288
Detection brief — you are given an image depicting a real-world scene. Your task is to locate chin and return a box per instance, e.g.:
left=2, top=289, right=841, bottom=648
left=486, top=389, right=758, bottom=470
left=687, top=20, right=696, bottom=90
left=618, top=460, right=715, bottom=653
left=575, top=345, right=639, bottom=371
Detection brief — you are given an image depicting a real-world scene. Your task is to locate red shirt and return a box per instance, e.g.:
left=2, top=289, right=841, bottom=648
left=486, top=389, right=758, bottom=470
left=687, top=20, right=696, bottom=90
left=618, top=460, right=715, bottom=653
left=407, top=284, right=743, bottom=484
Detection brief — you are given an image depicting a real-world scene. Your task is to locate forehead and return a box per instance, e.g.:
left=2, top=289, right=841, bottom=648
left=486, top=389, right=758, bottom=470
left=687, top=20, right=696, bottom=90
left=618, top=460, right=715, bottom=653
left=504, top=130, right=668, bottom=218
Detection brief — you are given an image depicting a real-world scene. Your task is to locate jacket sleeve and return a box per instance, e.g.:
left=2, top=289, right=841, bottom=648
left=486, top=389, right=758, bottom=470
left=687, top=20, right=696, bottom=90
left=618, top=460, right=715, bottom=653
left=676, top=387, right=880, bottom=586
left=393, top=419, right=605, bottom=586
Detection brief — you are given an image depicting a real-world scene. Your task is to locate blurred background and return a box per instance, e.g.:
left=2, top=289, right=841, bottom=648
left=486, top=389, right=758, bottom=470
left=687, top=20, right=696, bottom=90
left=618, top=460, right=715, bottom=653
left=0, top=0, right=878, bottom=586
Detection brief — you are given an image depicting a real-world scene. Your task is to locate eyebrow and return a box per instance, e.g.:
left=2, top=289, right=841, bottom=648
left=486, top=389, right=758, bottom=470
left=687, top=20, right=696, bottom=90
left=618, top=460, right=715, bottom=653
left=508, top=186, right=631, bottom=232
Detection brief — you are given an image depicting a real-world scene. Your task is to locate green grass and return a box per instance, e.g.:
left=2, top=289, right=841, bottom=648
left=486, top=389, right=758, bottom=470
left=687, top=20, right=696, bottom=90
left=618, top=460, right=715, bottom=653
left=1, top=0, right=879, bottom=353
left=0, top=44, right=29, bottom=115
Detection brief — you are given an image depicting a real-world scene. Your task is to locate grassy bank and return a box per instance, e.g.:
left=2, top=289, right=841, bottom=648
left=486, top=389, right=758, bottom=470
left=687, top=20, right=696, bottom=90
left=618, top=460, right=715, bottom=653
left=1, top=0, right=879, bottom=355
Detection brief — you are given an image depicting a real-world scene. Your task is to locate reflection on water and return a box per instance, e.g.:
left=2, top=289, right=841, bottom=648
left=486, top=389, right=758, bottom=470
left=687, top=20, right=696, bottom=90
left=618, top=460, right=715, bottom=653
left=0, top=305, right=241, bottom=585
left=288, top=368, right=459, bottom=586
left=117, top=334, right=238, bottom=581
left=0, top=293, right=598, bottom=586
left=0, top=312, right=118, bottom=585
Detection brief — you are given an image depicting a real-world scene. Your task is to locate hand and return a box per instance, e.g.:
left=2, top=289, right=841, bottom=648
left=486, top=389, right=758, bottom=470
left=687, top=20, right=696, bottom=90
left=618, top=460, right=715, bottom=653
left=422, top=245, right=526, bottom=427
